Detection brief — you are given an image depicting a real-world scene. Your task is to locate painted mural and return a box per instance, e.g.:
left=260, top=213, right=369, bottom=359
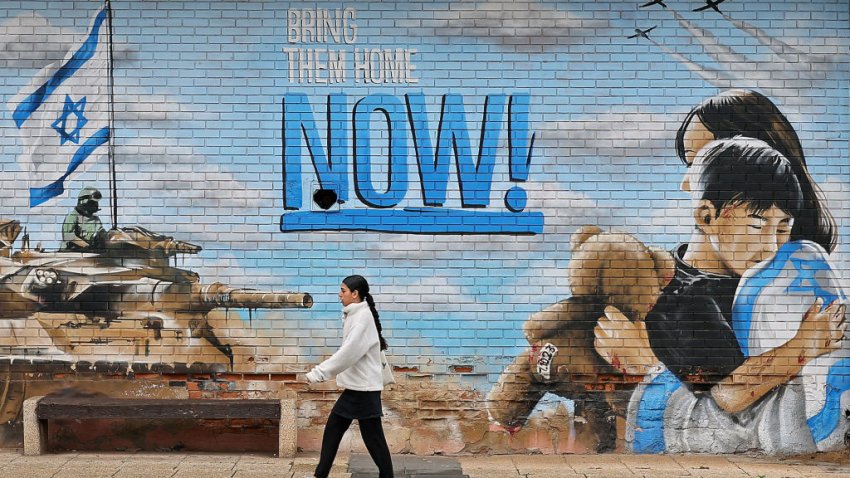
left=0, top=0, right=847, bottom=455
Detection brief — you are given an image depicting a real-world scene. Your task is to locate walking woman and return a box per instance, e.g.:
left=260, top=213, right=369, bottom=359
left=306, top=275, right=393, bottom=478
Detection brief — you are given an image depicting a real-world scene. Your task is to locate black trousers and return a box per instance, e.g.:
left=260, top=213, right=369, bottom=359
left=314, top=412, right=394, bottom=478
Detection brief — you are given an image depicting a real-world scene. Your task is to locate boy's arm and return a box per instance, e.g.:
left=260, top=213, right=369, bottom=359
left=594, top=306, right=661, bottom=376
left=711, top=299, right=846, bottom=413
left=595, top=296, right=746, bottom=384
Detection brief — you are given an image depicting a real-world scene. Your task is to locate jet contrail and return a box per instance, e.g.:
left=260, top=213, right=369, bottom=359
left=649, top=38, right=736, bottom=86
left=669, top=9, right=750, bottom=67
left=721, top=12, right=837, bottom=69
left=649, top=7, right=837, bottom=97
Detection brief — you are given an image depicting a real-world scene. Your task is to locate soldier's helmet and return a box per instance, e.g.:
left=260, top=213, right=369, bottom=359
left=77, top=187, right=102, bottom=211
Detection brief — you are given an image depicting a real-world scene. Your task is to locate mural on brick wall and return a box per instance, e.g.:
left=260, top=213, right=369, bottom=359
left=0, top=0, right=847, bottom=455
left=488, top=102, right=850, bottom=453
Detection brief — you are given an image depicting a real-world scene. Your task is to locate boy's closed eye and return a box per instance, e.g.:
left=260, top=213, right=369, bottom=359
left=747, top=213, right=793, bottom=232
left=747, top=214, right=766, bottom=230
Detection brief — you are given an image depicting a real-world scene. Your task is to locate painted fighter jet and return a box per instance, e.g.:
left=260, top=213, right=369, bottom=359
left=693, top=0, right=726, bottom=13
left=627, top=26, right=657, bottom=40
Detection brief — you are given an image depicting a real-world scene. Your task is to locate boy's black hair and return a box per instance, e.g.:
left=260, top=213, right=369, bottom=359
left=692, top=137, right=804, bottom=219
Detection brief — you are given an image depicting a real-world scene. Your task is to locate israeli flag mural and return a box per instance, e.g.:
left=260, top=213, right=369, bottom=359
left=734, top=240, right=850, bottom=451
left=9, top=4, right=110, bottom=207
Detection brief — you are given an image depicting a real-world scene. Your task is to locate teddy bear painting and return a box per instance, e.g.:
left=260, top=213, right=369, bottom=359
left=486, top=226, right=674, bottom=451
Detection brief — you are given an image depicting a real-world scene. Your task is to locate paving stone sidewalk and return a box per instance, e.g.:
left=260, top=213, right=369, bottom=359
left=1, top=449, right=849, bottom=478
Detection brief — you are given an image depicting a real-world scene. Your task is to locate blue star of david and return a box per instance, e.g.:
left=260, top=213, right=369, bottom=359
left=51, top=95, right=88, bottom=145
left=786, top=256, right=838, bottom=303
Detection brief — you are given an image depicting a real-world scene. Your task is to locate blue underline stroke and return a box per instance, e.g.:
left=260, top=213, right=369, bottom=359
left=280, top=208, right=544, bottom=234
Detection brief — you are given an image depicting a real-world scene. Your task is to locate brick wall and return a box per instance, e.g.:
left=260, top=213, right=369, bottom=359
left=0, top=0, right=848, bottom=454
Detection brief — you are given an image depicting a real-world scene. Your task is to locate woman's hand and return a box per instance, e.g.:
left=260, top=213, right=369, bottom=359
left=791, top=298, right=846, bottom=364
left=305, top=369, right=323, bottom=384
left=593, top=305, right=661, bottom=376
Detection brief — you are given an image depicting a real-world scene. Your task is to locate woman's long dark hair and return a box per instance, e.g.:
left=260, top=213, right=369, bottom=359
left=675, top=89, right=836, bottom=253
left=343, top=275, right=388, bottom=351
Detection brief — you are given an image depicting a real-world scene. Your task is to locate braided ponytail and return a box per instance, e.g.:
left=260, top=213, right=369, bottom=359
left=364, top=292, right=388, bottom=351
left=343, top=275, right=388, bottom=351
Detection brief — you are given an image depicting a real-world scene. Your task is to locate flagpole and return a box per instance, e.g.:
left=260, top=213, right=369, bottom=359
left=106, top=0, right=118, bottom=230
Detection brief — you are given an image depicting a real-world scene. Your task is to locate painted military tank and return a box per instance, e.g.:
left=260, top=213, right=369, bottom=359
left=0, top=218, right=313, bottom=368
left=0, top=218, right=314, bottom=444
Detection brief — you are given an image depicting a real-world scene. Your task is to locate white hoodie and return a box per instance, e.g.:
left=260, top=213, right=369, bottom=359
left=306, top=301, right=383, bottom=391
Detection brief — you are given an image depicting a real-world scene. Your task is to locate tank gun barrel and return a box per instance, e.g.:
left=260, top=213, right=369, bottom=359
left=196, top=283, right=313, bottom=309
left=169, top=240, right=202, bottom=255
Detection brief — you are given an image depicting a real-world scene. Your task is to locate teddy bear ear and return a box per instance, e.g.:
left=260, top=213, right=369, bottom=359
left=570, top=225, right=604, bottom=251
left=648, top=247, right=676, bottom=289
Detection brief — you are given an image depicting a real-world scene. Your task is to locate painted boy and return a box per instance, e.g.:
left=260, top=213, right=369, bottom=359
left=594, top=137, right=845, bottom=453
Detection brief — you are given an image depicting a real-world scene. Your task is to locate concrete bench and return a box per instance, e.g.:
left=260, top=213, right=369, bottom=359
left=23, top=396, right=297, bottom=457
